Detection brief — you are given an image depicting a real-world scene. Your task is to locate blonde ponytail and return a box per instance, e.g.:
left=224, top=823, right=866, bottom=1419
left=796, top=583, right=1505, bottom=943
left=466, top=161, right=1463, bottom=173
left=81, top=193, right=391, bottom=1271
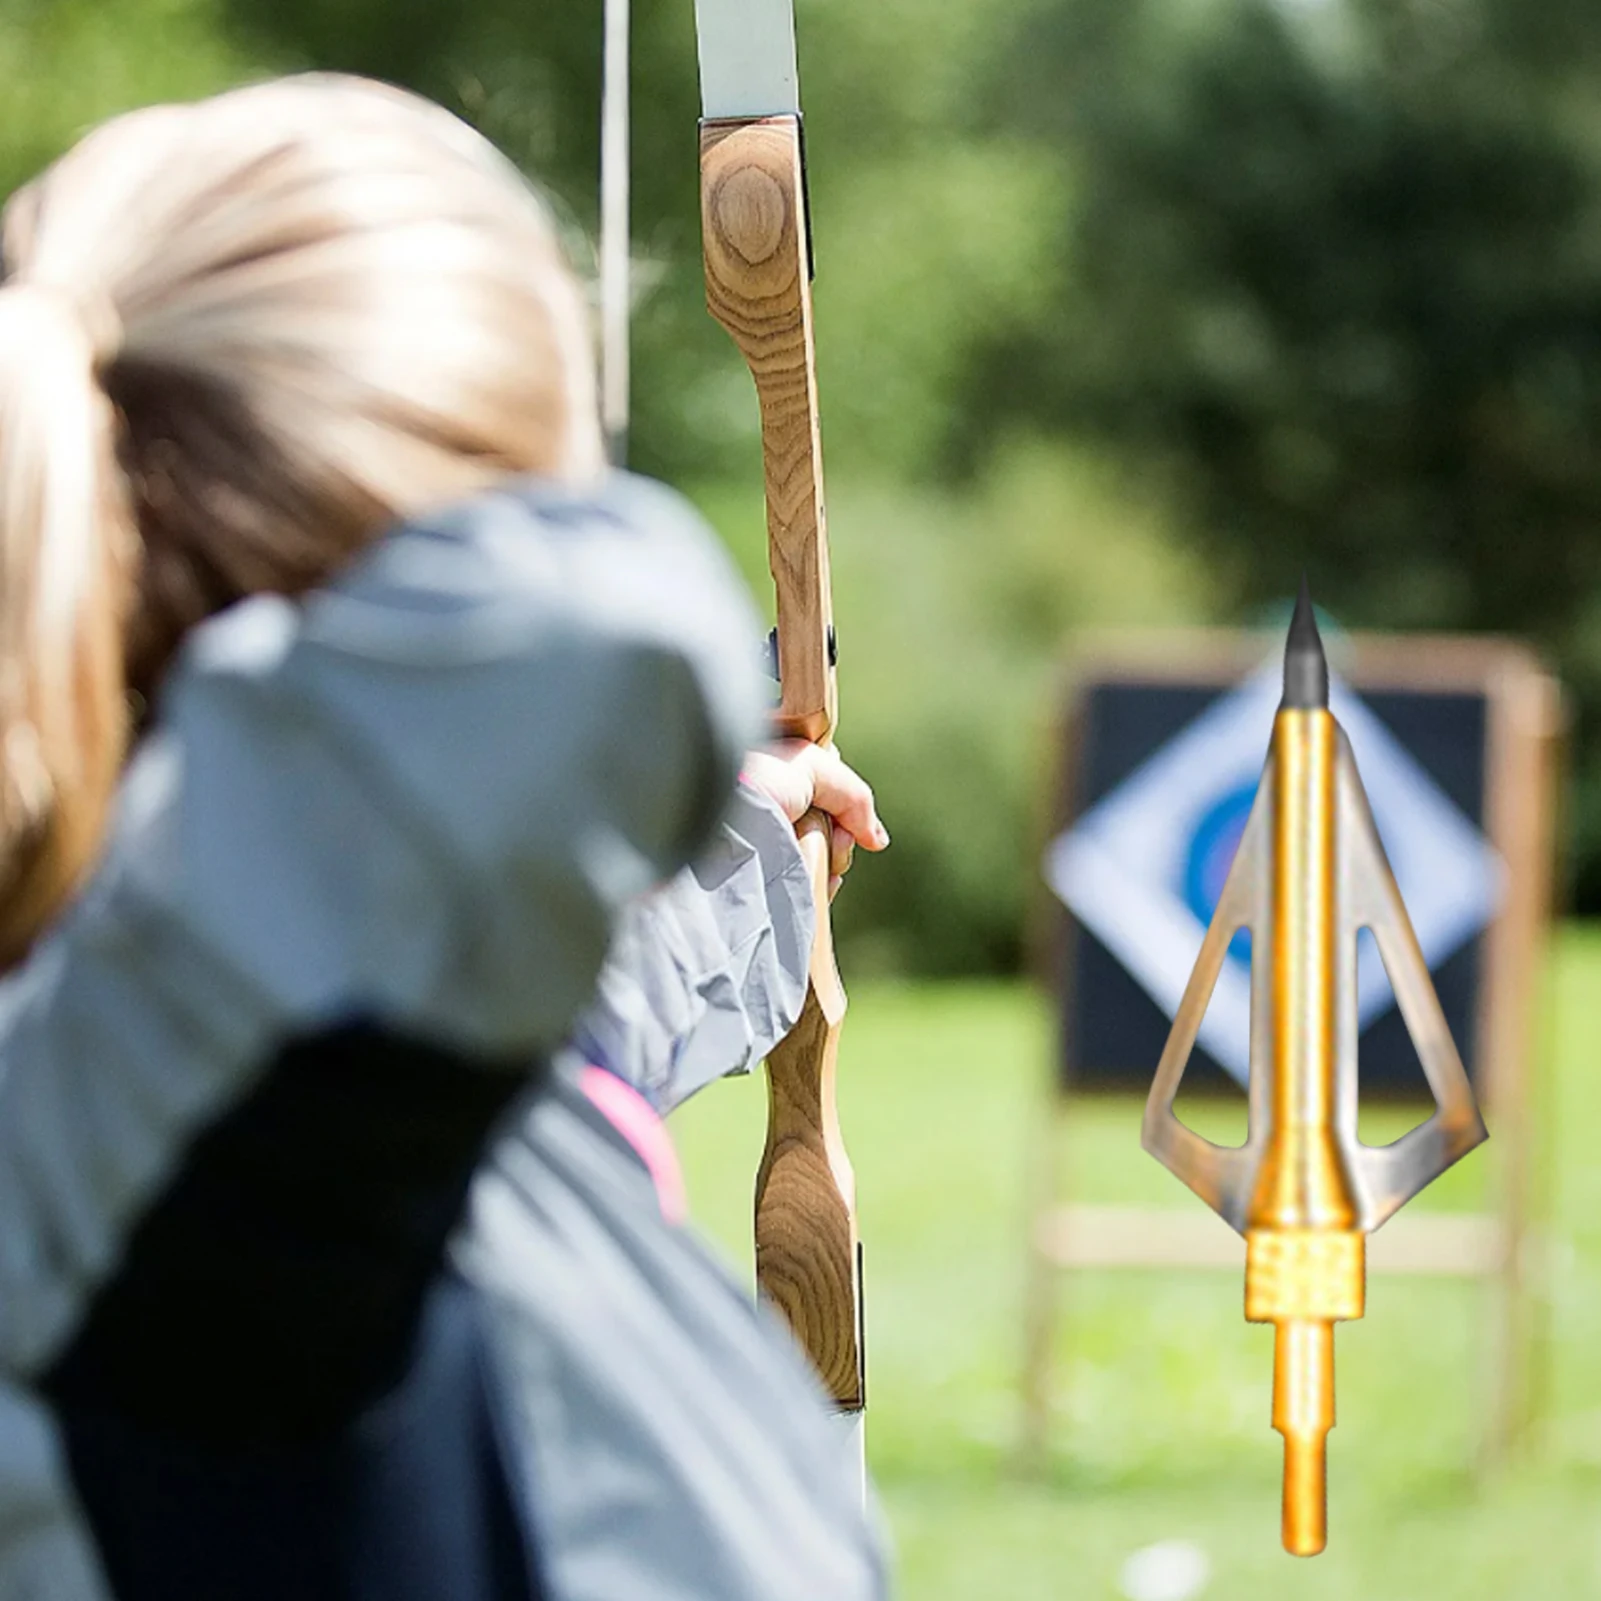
left=0, top=284, right=133, bottom=965
left=0, top=73, right=605, bottom=960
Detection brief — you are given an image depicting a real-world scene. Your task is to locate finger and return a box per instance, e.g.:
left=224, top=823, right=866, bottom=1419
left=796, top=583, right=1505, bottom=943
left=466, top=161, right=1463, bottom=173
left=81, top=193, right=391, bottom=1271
left=830, top=821, right=856, bottom=882
left=804, top=747, right=888, bottom=850
left=828, top=874, right=844, bottom=902
left=740, top=746, right=813, bottom=823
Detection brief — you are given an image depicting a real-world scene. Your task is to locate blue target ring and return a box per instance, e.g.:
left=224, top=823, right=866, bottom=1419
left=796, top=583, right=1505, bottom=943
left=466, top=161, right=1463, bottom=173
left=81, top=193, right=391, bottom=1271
left=1182, top=782, right=1257, bottom=966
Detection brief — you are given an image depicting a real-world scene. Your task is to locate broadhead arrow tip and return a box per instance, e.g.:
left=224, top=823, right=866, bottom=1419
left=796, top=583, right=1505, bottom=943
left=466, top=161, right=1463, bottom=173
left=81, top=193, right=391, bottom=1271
left=1282, top=577, right=1329, bottom=709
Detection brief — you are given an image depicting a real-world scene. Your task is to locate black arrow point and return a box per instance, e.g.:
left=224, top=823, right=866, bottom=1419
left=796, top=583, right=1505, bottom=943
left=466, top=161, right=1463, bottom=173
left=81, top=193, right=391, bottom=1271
left=1282, top=576, right=1329, bottom=710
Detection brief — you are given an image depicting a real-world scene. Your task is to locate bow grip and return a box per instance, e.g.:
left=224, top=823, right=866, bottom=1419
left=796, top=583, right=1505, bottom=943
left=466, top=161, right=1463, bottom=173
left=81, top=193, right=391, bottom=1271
left=754, top=809, right=863, bottom=1410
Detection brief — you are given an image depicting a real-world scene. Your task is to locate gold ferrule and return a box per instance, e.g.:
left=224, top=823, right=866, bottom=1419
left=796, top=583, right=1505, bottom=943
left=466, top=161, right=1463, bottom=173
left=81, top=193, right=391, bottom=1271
left=1245, top=1230, right=1365, bottom=1324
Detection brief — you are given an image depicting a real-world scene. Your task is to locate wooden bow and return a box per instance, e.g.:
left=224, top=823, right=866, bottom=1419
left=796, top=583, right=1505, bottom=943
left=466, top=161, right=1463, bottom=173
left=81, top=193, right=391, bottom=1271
left=700, top=108, right=866, bottom=1424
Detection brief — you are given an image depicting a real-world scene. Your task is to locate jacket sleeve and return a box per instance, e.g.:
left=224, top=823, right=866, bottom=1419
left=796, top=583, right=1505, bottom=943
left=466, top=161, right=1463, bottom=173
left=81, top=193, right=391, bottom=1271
left=0, top=470, right=766, bottom=1380
left=456, top=1064, right=893, bottom=1601
left=570, top=779, right=815, bottom=1113
left=140, top=468, right=771, bottom=1052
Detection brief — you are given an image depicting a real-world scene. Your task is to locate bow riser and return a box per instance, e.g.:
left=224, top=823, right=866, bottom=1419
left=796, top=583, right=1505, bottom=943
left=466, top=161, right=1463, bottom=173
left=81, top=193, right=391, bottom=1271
left=700, top=113, right=865, bottom=1416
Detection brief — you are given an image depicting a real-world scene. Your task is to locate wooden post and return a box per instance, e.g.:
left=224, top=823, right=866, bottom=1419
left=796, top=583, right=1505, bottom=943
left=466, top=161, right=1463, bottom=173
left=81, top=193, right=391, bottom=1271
left=1474, top=657, right=1563, bottom=1472
left=1019, top=682, right=1085, bottom=1470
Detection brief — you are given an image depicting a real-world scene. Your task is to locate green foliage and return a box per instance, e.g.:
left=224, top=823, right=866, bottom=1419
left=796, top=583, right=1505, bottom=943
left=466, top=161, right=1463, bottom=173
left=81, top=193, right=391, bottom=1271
left=972, top=0, right=1601, bottom=906
left=17, top=0, right=1601, bottom=953
left=0, top=0, right=253, bottom=198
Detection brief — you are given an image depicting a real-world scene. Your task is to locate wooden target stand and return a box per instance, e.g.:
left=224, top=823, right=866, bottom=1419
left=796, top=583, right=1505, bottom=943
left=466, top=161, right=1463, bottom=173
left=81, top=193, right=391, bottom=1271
left=1019, top=629, right=1564, bottom=1478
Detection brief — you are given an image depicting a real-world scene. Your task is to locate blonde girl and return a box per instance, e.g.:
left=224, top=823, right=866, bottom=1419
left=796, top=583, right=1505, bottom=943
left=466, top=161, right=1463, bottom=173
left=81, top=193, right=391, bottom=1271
left=0, top=73, right=886, bottom=1601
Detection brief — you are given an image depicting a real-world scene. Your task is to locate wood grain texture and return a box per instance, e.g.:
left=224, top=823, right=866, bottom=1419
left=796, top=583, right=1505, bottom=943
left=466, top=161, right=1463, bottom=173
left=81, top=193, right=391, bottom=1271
left=700, top=116, right=836, bottom=744
left=702, top=115, right=863, bottom=1413
left=758, top=986, right=863, bottom=1407
left=754, top=812, right=863, bottom=1410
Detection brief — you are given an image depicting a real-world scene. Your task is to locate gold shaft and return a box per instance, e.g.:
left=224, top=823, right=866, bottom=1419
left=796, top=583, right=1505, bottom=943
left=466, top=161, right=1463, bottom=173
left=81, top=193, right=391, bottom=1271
left=1250, top=710, right=1355, bottom=1234
left=1245, top=709, right=1363, bottom=1557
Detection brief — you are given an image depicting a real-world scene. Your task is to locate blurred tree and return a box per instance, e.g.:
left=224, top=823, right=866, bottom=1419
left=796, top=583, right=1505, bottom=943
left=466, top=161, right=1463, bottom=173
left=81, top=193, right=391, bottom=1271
left=0, top=0, right=251, bottom=198
left=969, top=0, right=1601, bottom=905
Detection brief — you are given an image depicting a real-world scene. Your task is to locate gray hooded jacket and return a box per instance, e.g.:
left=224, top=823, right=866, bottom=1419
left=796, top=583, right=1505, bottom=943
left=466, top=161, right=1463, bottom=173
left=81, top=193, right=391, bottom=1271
left=0, top=474, right=887, bottom=1600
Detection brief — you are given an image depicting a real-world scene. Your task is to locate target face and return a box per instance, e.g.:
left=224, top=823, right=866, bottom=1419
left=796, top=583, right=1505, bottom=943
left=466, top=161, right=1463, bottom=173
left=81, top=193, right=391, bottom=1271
left=1045, top=661, right=1503, bottom=1087
left=1181, top=781, right=1256, bottom=969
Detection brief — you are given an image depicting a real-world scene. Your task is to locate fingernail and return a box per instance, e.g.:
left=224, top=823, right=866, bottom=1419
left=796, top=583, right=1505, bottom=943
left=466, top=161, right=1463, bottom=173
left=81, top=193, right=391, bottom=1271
left=875, top=824, right=891, bottom=847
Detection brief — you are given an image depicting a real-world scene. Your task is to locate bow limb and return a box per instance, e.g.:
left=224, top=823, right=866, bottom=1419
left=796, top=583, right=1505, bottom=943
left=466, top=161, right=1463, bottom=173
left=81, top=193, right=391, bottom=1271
left=700, top=117, right=865, bottom=1414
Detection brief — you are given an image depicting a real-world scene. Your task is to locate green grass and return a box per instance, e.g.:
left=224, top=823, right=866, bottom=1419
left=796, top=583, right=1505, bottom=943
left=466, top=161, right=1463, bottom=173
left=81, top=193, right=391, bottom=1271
left=672, top=927, right=1601, bottom=1599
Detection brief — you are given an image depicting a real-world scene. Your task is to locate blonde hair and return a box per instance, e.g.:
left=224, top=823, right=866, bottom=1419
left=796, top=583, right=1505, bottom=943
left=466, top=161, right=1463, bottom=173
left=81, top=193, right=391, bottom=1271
left=0, top=73, right=605, bottom=964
